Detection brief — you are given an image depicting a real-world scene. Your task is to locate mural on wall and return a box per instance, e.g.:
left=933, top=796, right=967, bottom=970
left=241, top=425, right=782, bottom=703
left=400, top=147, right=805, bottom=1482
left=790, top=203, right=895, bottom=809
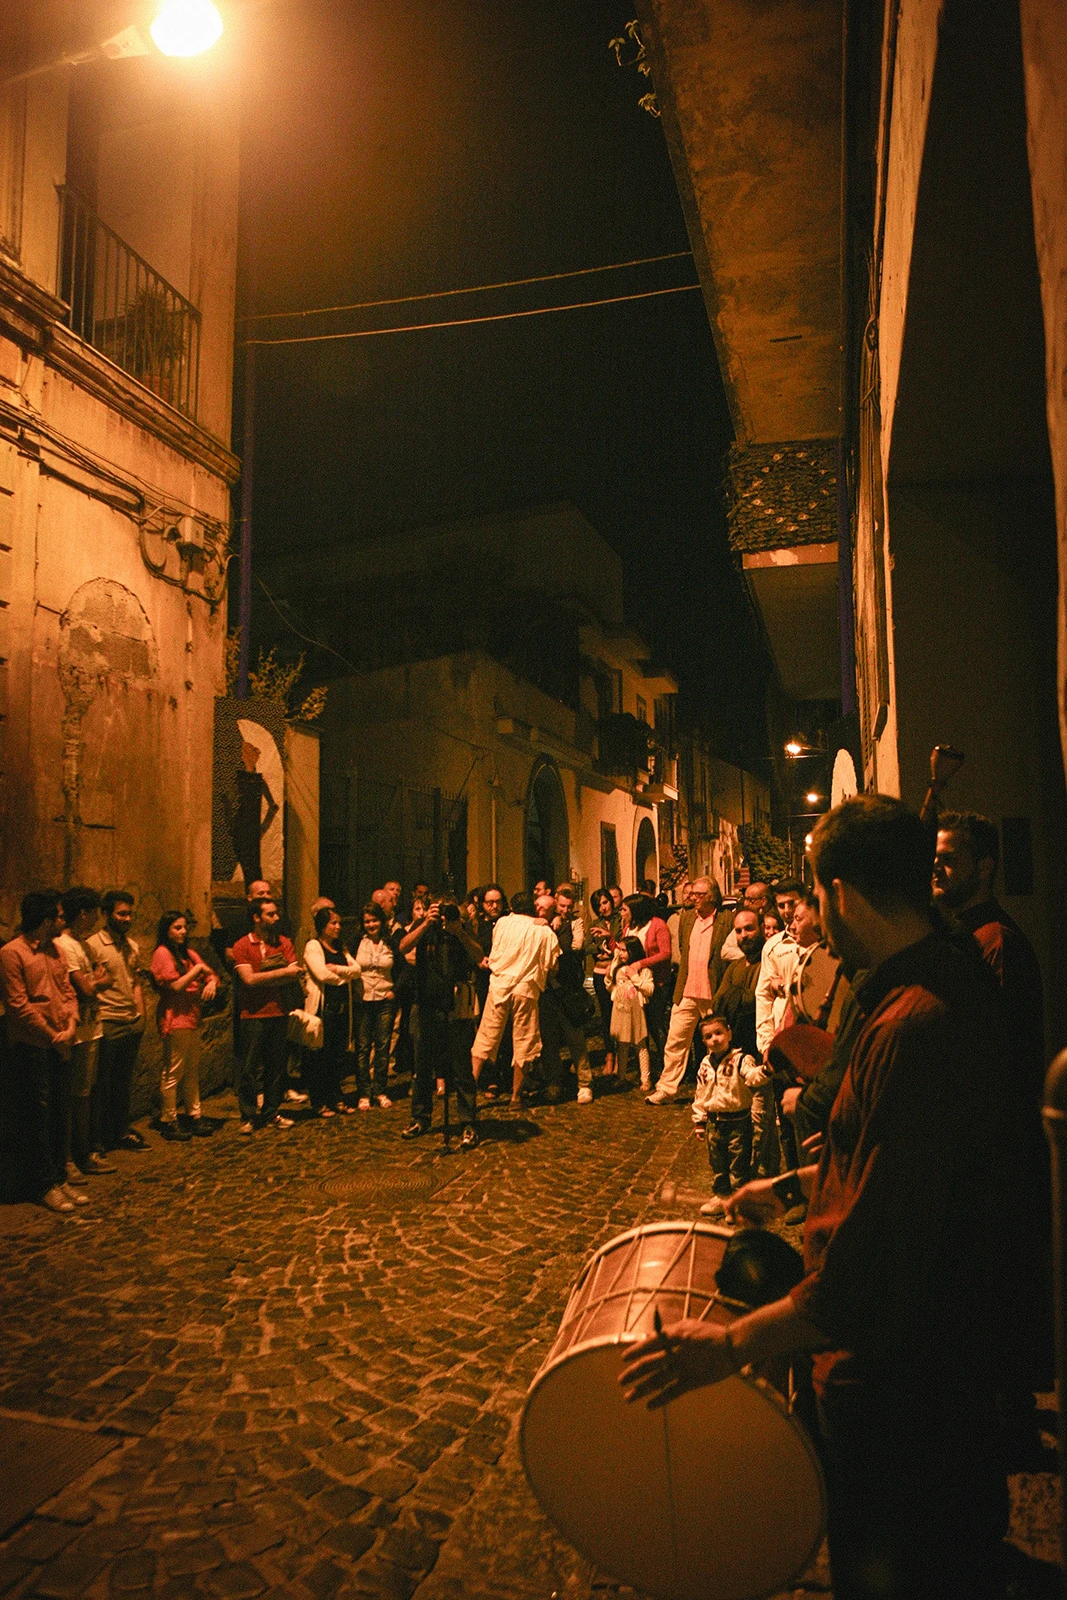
left=212, top=698, right=285, bottom=890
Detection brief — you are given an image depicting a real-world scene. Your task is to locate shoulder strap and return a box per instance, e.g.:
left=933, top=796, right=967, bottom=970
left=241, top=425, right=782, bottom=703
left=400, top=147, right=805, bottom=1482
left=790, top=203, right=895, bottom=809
left=814, top=963, right=844, bottom=1030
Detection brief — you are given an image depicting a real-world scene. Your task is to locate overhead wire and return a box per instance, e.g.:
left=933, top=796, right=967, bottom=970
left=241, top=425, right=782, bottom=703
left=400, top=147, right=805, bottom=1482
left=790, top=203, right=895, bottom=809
left=244, top=281, right=701, bottom=347
left=240, top=250, right=694, bottom=324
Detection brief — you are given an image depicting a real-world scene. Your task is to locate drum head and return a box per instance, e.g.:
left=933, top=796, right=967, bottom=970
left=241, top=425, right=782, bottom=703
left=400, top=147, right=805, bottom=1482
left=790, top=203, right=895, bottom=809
left=521, top=1343, right=825, bottom=1600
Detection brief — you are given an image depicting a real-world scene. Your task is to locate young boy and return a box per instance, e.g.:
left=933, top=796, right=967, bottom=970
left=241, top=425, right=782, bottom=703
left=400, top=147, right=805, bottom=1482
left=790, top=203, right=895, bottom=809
left=691, top=1013, right=770, bottom=1218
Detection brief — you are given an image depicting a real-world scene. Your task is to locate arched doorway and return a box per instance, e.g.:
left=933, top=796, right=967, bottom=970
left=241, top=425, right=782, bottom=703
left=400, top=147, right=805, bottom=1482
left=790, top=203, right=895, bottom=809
left=525, top=762, right=569, bottom=890
left=635, top=815, right=658, bottom=892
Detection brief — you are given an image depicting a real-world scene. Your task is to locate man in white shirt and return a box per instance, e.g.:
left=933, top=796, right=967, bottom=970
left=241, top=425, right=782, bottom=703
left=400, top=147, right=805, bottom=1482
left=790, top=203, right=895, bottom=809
left=471, top=892, right=558, bottom=1104
left=646, top=878, right=733, bottom=1105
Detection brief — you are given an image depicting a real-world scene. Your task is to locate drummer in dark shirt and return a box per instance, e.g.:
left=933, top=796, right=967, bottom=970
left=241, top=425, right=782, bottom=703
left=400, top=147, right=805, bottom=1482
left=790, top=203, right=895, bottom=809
left=621, top=795, right=1022, bottom=1600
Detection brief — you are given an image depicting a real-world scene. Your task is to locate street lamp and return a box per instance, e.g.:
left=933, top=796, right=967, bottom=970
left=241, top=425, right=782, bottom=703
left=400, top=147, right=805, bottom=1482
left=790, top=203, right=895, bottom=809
left=805, top=791, right=820, bottom=806
left=150, top=0, right=225, bottom=57
left=4, top=2, right=224, bottom=86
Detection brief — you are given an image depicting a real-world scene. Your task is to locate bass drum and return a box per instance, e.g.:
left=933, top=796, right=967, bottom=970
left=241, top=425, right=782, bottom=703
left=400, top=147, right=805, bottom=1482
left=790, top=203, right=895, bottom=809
left=520, top=1221, right=825, bottom=1600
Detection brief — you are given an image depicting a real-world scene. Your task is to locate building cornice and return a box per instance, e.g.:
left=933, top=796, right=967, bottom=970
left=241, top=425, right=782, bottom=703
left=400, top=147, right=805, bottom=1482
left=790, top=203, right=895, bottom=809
left=0, top=257, right=240, bottom=487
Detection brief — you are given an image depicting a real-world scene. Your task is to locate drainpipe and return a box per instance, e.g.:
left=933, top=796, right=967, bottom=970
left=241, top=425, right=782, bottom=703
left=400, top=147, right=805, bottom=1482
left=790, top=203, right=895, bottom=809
left=1043, top=1048, right=1067, bottom=1576
left=836, top=438, right=858, bottom=719
left=237, top=338, right=254, bottom=700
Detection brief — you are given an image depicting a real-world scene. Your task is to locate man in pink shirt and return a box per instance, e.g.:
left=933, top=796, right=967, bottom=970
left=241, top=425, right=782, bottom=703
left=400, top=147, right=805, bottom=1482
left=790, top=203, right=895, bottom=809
left=0, top=891, right=80, bottom=1212
left=646, top=877, right=733, bottom=1105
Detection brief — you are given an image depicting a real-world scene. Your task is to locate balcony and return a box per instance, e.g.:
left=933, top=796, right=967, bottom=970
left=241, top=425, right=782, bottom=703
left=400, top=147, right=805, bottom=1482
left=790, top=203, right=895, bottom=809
left=595, top=712, right=653, bottom=783
left=57, top=186, right=201, bottom=420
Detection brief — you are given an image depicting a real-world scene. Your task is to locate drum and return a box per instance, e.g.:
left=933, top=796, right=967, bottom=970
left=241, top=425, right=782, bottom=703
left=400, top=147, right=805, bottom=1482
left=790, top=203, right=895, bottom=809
left=520, top=1221, right=825, bottom=1600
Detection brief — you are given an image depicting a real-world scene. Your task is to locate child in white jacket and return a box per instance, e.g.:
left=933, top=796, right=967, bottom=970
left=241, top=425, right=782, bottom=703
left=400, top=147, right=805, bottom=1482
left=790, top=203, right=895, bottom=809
left=692, top=1014, right=771, bottom=1210
left=606, top=937, right=654, bottom=1089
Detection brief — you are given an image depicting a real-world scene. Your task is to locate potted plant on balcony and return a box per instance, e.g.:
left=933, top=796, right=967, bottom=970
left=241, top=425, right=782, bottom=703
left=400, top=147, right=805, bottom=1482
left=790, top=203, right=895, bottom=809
left=130, top=285, right=186, bottom=400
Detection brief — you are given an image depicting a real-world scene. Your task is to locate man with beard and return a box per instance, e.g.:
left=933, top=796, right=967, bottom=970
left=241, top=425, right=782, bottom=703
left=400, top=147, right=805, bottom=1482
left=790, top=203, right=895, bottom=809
left=474, top=886, right=510, bottom=1099
left=709, top=908, right=777, bottom=1180
left=621, top=795, right=1017, bottom=1600
left=934, top=809, right=1051, bottom=1467
left=233, top=898, right=302, bottom=1134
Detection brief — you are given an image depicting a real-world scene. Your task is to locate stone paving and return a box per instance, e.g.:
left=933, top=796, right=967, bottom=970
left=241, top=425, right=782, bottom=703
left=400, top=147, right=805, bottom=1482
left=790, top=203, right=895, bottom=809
left=0, top=1080, right=1058, bottom=1600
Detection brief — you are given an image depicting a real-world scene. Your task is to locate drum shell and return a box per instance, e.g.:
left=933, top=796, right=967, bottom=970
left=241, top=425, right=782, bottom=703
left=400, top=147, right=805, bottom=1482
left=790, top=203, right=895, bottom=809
left=521, top=1221, right=826, bottom=1600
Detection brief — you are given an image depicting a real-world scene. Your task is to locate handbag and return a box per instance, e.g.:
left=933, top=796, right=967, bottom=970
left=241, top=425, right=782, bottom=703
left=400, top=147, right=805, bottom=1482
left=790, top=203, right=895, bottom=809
left=766, top=965, right=844, bottom=1083
left=288, top=1008, right=323, bottom=1050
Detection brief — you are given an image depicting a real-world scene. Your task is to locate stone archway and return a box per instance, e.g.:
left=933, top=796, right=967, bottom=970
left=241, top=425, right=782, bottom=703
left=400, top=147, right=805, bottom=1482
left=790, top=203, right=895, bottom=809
left=524, top=760, right=569, bottom=891
left=635, top=815, right=658, bottom=891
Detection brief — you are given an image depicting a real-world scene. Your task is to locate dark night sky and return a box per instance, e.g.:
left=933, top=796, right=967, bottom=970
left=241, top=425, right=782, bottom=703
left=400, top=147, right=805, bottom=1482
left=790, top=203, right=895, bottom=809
left=236, top=0, right=771, bottom=760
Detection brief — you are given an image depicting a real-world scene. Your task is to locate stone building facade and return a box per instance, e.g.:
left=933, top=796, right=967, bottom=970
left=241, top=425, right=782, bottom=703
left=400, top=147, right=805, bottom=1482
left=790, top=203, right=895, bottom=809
left=0, top=5, right=239, bottom=940
left=639, top=0, right=1067, bottom=1050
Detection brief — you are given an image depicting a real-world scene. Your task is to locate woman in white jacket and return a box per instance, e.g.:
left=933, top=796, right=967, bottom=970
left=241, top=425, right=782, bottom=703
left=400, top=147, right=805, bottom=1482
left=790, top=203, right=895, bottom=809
left=303, top=907, right=361, bottom=1114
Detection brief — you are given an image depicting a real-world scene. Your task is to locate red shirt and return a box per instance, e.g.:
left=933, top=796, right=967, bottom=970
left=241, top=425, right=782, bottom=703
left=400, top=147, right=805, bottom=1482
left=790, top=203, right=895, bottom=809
left=791, top=935, right=1006, bottom=1398
left=150, top=945, right=211, bottom=1035
left=631, top=917, right=672, bottom=986
left=232, top=932, right=297, bottom=1020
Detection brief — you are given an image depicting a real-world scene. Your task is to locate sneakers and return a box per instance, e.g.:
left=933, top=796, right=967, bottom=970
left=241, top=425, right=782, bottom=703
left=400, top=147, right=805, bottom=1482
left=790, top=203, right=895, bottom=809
left=85, top=1152, right=116, bottom=1173
left=238, top=1120, right=255, bottom=1136
left=577, top=1086, right=594, bottom=1105
left=42, top=1185, right=74, bottom=1214
left=268, top=1114, right=294, bottom=1130
left=357, top=1098, right=372, bottom=1112
left=118, top=1129, right=147, bottom=1150
left=645, top=1089, right=675, bottom=1106
left=62, top=1183, right=91, bottom=1207
left=460, top=1125, right=479, bottom=1149
left=284, top=1089, right=309, bottom=1107
left=65, top=1159, right=84, bottom=1184
left=159, top=1121, right=192, bottom=1143
left=400, top=1121, right=427, bottom=1141
left=377, top=1095, right=392, bottom=1110
left=699, top=1196, right=729, bottom=1217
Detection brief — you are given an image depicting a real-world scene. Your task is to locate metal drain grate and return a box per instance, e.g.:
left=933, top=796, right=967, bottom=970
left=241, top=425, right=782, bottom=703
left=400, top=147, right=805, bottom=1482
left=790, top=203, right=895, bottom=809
left=321, top=1169, right=438, bottom=1199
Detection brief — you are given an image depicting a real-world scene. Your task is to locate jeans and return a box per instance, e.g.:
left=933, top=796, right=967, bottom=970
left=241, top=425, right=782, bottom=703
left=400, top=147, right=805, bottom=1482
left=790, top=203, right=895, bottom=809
left=97, top=1027, right=143, bottom=1147
left=410, top=1002, right=448, bottom=1125
left=238, top=1016, right=288, bottom=1123
left=645, top=983, right=671, bottom=1058
left=447, top=1018, right=478, bottom=1126
left=592, top=973, right=613, bottom=1046
left=749, top=1084, right=781, bottom=1178
left=306, top=1005, right=352, bottom=1109
left=540, top=989, right=592, bottom=1091
left=707, top=1110, right=752, bottom=1193
left=160, top=1030, right=202, bottom=1121
left=358, top=999, right=394, bottom=1098
left=10, top=1041, right=71, bottom=1197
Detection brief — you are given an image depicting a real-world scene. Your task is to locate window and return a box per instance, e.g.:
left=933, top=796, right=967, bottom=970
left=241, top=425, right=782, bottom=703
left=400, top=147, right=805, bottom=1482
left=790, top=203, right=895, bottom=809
left=636, top=695, right=648, bottom=725
left=600, top=822, right=620, bottom=889
left=595, top=667, right=623, bottom=720
left=0, top=83, right=26, bottom=263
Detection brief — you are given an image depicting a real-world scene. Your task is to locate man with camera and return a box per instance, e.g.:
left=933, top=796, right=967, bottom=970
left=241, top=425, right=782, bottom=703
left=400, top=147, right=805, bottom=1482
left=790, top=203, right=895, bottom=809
left=400, top=895, right=485, bottom=1147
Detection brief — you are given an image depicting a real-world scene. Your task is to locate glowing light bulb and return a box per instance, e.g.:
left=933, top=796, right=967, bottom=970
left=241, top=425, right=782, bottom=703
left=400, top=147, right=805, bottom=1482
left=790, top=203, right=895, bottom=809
left=150, top=0, right=223, bottom=57
left=806, top=792, right=819, bottom=805
left=785, top=740, right=802, bottom=756
left=804, top=833, right=813, bottom=847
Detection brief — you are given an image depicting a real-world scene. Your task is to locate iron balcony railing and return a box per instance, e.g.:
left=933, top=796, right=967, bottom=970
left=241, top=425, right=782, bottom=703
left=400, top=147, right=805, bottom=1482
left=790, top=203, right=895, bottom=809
left=56, top=185, right=201, bottom=419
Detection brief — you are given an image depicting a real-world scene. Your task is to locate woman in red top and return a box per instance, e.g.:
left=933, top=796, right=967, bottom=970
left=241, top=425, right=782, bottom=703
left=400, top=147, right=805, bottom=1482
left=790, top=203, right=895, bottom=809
left=621, top=894, right=672, bottom=1059
left=150, top=912, right=219, bottom=1142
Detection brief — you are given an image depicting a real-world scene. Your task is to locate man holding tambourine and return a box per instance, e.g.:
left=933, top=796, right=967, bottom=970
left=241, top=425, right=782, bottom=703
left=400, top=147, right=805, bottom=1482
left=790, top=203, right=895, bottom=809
left=621, top=795, right=1023, bottom=1600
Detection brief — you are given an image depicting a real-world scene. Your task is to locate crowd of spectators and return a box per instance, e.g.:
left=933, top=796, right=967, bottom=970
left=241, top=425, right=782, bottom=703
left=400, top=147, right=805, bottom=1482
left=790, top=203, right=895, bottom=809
left=0, top=754, right=1050, bottom=1250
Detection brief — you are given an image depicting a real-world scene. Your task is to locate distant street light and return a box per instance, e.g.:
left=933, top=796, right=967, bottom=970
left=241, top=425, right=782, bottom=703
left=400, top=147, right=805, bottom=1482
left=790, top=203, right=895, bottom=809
left=150, top=0, right=225, bottom=57
left=806, top=791, right=820, bottom=805
left=785, top=740, right=803, bottom=756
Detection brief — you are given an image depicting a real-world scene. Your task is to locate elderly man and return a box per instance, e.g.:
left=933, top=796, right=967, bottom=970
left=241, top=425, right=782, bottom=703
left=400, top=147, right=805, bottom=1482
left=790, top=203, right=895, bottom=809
left=623, top=796, right=1019, bottom=1600
left=540, top=883, right=594, bottom=1105
left=646, top=877, right=733, bottom=1105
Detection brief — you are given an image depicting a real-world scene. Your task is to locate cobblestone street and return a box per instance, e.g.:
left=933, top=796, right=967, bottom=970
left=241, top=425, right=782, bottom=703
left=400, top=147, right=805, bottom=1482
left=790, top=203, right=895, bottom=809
left=0, top=1084, right=702, bottom=1600
left=0, top=1083, right=1058, bottom=1600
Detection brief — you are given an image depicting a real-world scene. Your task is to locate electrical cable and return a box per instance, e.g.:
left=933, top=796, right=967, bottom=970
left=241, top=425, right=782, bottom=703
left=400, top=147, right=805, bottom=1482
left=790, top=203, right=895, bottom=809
left=244, top=282, right=701, bottom=348
left=240, top=250, right=694, bottom=324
